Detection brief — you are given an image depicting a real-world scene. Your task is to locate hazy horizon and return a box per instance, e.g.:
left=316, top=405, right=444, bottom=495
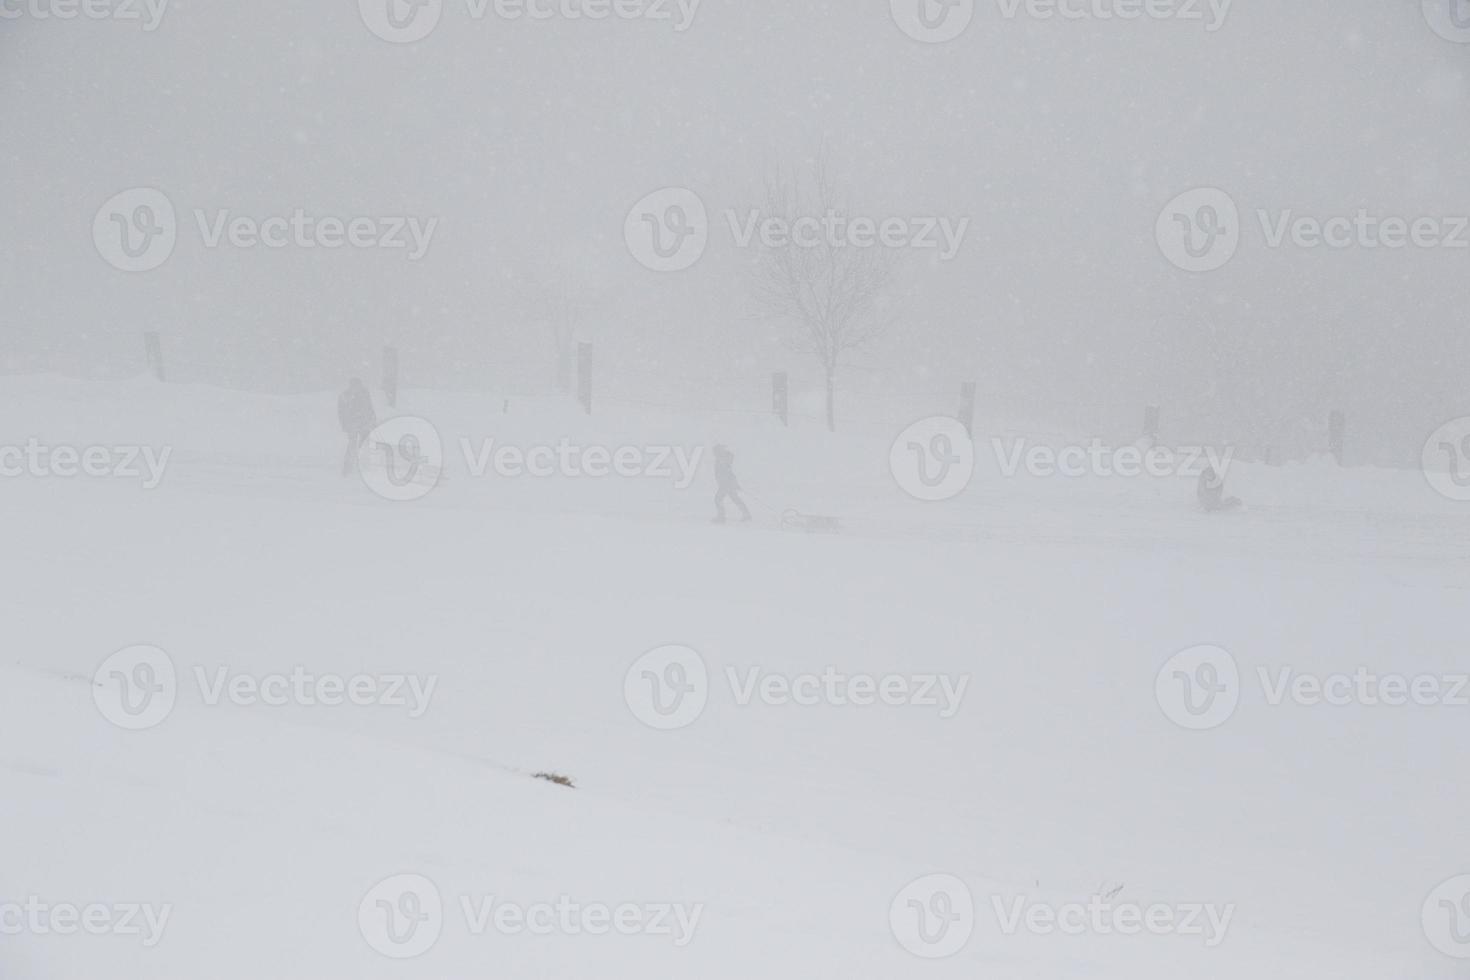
left=4, top=0, right=1468, bottom=460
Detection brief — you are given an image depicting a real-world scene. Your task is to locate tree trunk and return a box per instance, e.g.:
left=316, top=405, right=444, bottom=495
left=825, top=369, right=836, bottom=432
left=556, top=346, right=573, bottom=393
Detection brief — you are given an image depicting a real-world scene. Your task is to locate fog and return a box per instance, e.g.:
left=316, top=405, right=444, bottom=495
left=5, top=5, right=1470, bottom=979
left=4, top=1, right=1468, bottom=460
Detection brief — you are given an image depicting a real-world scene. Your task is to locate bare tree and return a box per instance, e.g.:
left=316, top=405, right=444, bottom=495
left=748, top=153, right=898, bottom=431
left=511, top=265, right=597, bottom=393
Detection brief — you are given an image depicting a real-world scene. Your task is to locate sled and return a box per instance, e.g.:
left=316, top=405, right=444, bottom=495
left=780, top=509, right=843, bottom=534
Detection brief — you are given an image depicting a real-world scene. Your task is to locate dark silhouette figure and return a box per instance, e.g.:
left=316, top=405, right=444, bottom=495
left=1197, top=465, right=1242, bottom=513
left=338, top=378, right=378, bottom=476
left=713, top=445, right=752, bottom=524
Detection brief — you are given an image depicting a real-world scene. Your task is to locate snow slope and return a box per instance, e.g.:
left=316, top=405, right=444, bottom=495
left=2, top=376, right=1467, bottom=979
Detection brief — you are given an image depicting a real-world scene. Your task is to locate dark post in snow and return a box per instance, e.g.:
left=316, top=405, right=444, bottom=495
left=577, top=342, right=593, bottom=415
left=1143, top=405, right=1161, bottom=448
left=1328, top=410, right=1346, bottom=466
left=143, top=331, right=165, bottom=381
left=383, top=346, right=400, bottom=408
left=773, top=371, right=790, bottom=426
left=958, top=382, right=977, bottom=438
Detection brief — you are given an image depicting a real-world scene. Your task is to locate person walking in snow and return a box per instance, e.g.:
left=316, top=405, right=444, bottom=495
left=712, top=444, right=753, bottom=524
left=1197, top=464, right=1242, bottom=513
left=338, top=377, right=378, bottom=476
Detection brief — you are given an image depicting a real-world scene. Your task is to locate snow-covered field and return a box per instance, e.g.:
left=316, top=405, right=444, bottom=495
left=3, top=375, right=1467, bottom=979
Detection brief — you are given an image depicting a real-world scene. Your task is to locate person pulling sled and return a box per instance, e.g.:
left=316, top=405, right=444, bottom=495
left=338, top=377, right=378, bottom=476
left=712, top=444, right=753, bottom=524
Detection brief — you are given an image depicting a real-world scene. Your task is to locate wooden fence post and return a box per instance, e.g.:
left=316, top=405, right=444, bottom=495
left=577, top=342, right=594, bottom=415
left=143, top=332, right=165, bottom=381
left=958, top=382, right=977, bottom=437
left=1328, top=410, right=1346, bottom=465
left=383, top=346, right=400, bottom=408
left=1143, top=405, right=1161, bottom=447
